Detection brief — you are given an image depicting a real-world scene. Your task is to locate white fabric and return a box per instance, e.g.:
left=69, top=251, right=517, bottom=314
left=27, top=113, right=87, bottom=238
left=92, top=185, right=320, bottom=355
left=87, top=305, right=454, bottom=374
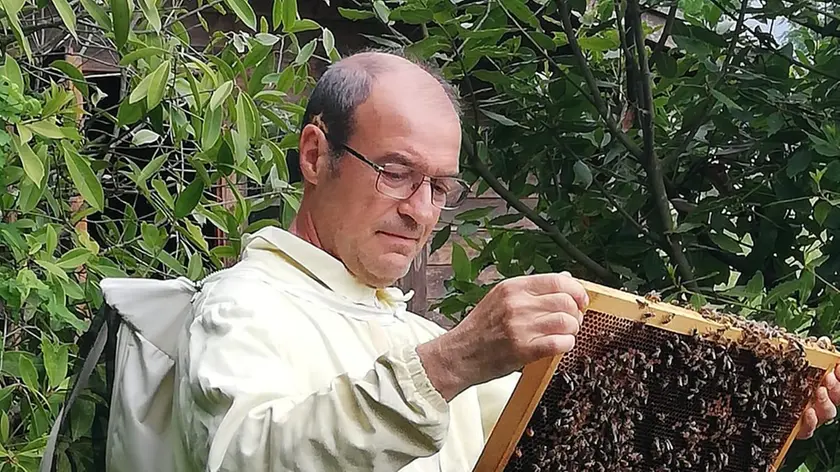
left=104, top=226, right=519, bottom=472
left=100, top=277, right=199, bottom=472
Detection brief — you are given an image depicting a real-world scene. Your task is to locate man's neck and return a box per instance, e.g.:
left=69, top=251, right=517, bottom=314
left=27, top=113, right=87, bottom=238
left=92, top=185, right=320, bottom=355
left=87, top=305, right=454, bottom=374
left=289, top=210, right=324, bottom=251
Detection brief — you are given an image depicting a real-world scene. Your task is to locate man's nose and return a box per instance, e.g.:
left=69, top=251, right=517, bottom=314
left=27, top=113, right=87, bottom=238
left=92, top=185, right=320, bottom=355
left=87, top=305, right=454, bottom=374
left=398, top=180, right=438, bottom=225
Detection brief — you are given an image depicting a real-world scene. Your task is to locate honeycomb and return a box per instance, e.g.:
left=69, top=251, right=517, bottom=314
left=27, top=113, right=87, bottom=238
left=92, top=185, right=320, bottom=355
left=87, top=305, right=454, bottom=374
left=501, top=309, right=825, bottom=472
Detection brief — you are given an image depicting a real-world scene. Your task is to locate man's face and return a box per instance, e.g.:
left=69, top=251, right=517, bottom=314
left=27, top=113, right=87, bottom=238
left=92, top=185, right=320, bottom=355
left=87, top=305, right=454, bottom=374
left=313, top=69, right=462, bottom=287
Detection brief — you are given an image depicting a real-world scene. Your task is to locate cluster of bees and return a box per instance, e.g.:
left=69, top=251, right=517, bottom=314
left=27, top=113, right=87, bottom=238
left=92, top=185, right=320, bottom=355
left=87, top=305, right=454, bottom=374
left=504, top=304, right=825, bottom=472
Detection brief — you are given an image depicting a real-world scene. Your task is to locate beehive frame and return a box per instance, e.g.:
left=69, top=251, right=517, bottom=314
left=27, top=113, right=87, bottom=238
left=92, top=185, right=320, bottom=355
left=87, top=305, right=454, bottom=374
left=474, top=280, right=840, bottom=472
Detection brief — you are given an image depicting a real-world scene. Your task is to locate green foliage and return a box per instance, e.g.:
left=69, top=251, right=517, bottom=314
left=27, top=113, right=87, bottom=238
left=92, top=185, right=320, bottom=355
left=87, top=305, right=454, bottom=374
left=0, top=0, right=339, bottom=468
left=342, top=0, right=840, bottom=469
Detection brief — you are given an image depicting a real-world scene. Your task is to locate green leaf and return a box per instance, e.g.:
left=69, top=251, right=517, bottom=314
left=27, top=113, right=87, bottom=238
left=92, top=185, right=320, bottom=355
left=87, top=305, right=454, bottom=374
left=132, top=129, right=160, bottom=146
left=119, top=46, right=167, bottom=65
left=35, top=259, right=69, bottom=282
left=202, top=106, right=222, bottom=151
left=815, top=200, right=832, bottom=226
left=50, top=60, right=89, bottom=97
left=282, top=0, right=297, bottom=31
left=430, top=224, right=451, bottom=255
left=12, top=134, right=44, bottom=187
left=18, top=177, right=46, bottom=212
left=117, top=99, right=145, bottom=126
left=174, top=178, right=205, bottom=218
left=286, top=19, right=320, bottom=33
left=338, top=7, right=375, bottom=20
left=0, top=411, right=8, bottom=443
left=500, top=0, right=539, bottom=28
left=111, top=0, right=130, bottom=50
left=209, top=80, right=234, bottom=110
left=138, top=0, right=161, bottom=32
left=456, top=206, right=495, bottom=221
left=51, top=0, right=78, bottom=40
left=46, top=225, right=58, bottom=255
left=18, top=356, right=39, bottom=391
left=767, top=279, right=800, bottom=304
left=25, top=119, right=65, bottom=139
left=710, top=232, right=743, bottom=254
left=188, top=252, right=203, bottom=279
left=61, top=142, right=105, bottom=212
left=1, top=2, right=32, bottom=61
left=578, top=35, right=619, bottom=52
left=272, top=0, right=284, bottom=30
left=147, top=61, right=170, bottom=110
left=254, top=33, right=279, bottom=46
left=56, top=248, right=93, bottom=269
left=672, top=222, right=703, bottom=233
left=182, top=219, right=209, bottom=253
left=41, top=336, right=68, bottom=389
left=151, top=178, right=175, bottom=209
left=224, top=0, right=257, bottom=30
left=452, top=242, right=472, bottom=281
left=488, top=213, right=525, bottom=226
left=373, top=0, right=390, bottom=23
left=80, top=0, right=111, bottom=29
left=786, top=148, right=812, bottom=177
left=710, top=89, right=743, bottom=112
left=745, top=271, right=764, bottom=296
left=323, top=28, right=335, bottom=57
left=480, top=109, right=521, bottom=127
left=3, top=55, right=23, bottom=90
left=573, top=160, right=593, bottom=189
left=808, top=132, right=840, bottom=157
left=294, top=39, right=317, bottom=65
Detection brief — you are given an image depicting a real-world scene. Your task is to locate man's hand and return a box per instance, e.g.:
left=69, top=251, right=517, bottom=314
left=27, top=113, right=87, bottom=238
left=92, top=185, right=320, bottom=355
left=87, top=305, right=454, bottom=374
left=416, top=272, right=588, bottom=401
left=797, top=363, right=840, bottom=439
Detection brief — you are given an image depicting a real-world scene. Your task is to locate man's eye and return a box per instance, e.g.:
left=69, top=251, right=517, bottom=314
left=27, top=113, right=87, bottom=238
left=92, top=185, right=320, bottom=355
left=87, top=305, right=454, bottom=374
left=383, top=170, right=410, bottom=181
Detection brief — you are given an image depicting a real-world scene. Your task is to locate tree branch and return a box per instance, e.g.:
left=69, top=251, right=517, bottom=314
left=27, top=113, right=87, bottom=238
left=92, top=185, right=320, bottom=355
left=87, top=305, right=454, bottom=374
left=463, top=138, right=618, bottom=284
left=661, top=0, right=749, bottom=170
left=441, top=22, right=617, bottom=284
left=627, top=0, right=696, bottom=289
left=650, top=3, right=678, bottom=61
left=553, top=0, right=644, bottom=161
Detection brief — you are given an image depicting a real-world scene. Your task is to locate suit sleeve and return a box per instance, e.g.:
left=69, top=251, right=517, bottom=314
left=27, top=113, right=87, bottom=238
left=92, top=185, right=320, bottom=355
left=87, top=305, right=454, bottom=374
left=475, top=373, right=519, bottom=440
left=179, top=285, right=450, bottom=472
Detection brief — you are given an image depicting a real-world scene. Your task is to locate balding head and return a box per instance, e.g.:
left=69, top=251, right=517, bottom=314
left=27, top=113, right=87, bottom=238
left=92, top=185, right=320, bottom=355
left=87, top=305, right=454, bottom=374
left=293, top=48, right=464, bottom=288
left=301, top=49, right=461, bottom=165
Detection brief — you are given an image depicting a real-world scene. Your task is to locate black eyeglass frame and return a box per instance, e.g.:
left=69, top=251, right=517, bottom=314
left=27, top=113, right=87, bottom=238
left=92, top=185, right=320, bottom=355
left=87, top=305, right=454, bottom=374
left=333, top=140, right=471, bottom=210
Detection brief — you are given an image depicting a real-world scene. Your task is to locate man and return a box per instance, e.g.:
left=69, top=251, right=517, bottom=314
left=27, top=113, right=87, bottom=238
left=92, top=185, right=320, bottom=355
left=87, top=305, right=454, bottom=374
left=171, top=50, right=840, bottom=471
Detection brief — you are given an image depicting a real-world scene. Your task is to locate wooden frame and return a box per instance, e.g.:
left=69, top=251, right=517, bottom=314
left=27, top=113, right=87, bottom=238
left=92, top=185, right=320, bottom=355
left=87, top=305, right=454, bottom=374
left=473, top=280, right=840, bottom=472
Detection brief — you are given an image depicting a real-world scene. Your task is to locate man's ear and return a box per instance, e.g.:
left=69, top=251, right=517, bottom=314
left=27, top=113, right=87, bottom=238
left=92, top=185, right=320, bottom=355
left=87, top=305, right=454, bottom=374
left=298, top=123, right=330, bottom=185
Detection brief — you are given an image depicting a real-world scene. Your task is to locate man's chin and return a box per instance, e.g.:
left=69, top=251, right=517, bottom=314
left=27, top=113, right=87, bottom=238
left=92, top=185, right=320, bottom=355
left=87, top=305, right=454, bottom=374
left=371, top=253, right=414, bottom=283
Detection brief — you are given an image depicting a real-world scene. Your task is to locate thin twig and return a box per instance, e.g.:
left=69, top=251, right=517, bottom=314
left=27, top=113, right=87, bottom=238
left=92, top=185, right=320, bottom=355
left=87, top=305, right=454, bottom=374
left=464, top=138, right=618, bottom=283
left=650, top=3, right=678, bottom=61
left=553, top=0, right=645, bottom=161
left=627, top=0, right=696, bottom=288
left=660, top=0, right=749, bottom=170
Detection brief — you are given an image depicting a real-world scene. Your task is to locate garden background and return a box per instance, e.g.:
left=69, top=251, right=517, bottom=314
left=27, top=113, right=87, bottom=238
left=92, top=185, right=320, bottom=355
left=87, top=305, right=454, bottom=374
left=1, top=0, right=840, bottom=470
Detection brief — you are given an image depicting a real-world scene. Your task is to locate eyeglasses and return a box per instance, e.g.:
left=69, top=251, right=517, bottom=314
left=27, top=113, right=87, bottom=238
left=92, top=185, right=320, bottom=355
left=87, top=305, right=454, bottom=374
left=334, top=141, right=470, bottom=210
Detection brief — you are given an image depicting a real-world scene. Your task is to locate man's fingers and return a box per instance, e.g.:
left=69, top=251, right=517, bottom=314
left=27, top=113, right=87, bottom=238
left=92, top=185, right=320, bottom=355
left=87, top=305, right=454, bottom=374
left=531, top=311, right=581, bottom=337
left=824, top=370, right=840, bottom=405
left=532, top=293, right=583, bottom=323
left=798, top=407, right=818, bottom=439
left=529, top=334, right=576, bottom=359
left=814, top=386, right=837, bottom=424
left=522, top=273, right=589, bottom=308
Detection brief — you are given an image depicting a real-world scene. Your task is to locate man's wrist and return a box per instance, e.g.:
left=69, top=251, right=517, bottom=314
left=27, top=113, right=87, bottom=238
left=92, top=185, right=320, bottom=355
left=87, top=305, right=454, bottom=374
left=416, top=335, right=467, bottom=402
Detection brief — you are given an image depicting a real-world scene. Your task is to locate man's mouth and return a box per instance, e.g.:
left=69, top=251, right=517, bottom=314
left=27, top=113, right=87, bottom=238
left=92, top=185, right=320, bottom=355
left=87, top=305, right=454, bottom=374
left=378, top=231, right=420, bottom=242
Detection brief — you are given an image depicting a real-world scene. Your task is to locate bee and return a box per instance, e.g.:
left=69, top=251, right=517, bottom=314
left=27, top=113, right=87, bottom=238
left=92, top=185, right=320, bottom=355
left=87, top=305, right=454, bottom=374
left=645, top=290, right=662, bottom=303
left=662, top=312, right=676, bottom=325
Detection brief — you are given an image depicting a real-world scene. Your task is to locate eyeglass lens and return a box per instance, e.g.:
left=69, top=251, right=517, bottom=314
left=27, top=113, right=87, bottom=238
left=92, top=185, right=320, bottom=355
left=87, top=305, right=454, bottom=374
left=376, top=163, right=466, bottom=209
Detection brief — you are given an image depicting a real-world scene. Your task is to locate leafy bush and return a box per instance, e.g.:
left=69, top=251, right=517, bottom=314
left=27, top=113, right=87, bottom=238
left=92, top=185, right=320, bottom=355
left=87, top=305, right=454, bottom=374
left=0, top=0, right=335, bottom=467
